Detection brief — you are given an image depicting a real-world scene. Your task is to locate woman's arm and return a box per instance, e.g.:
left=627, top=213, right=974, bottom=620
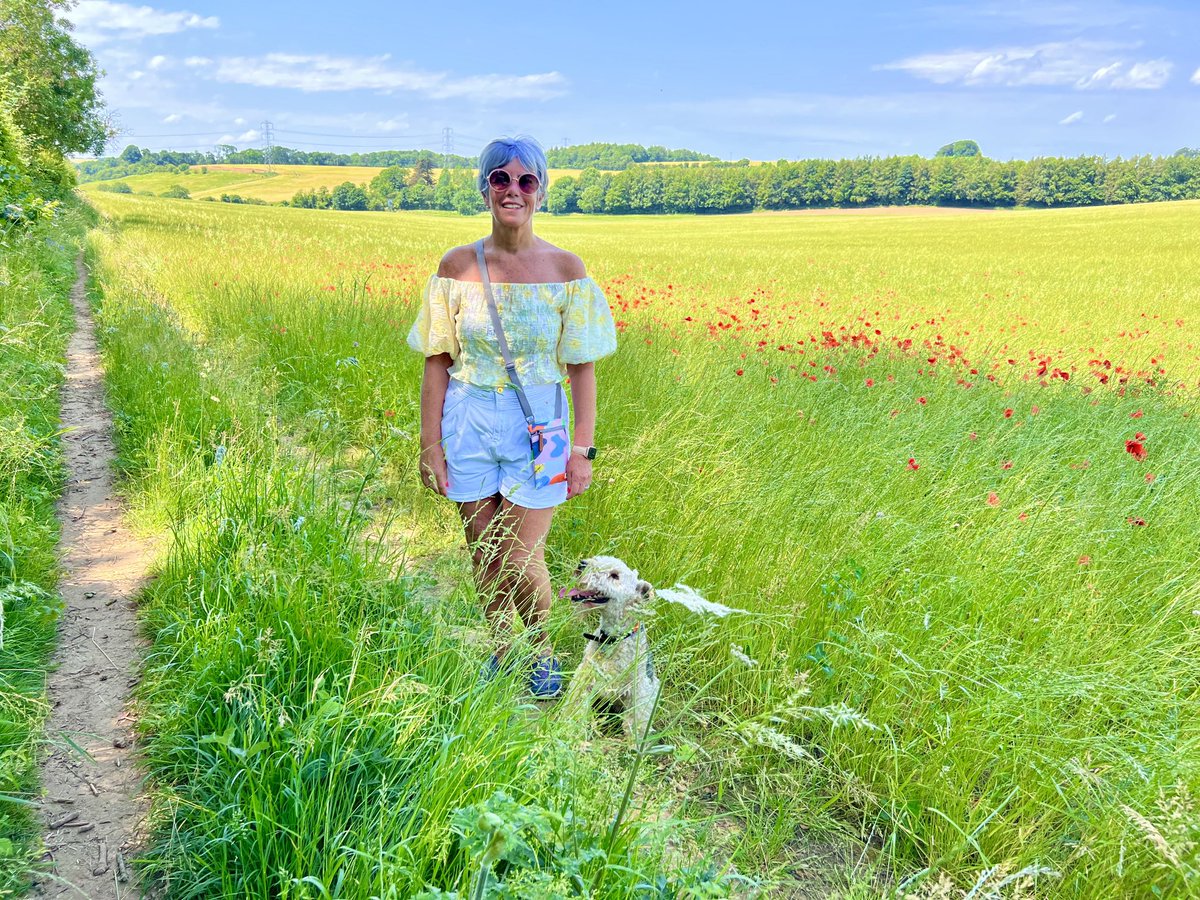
left=419, top=353, right=454, bottom=495
left=565, top=362, right=596, bottom=498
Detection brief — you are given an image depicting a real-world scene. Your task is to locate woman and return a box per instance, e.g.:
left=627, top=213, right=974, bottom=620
left=407, top=136, right=617, bottom=698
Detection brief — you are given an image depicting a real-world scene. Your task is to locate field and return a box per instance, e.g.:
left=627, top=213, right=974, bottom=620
left=81, top=193, right=1200, bottom=897
left=78, top=164, right=587, bottom=203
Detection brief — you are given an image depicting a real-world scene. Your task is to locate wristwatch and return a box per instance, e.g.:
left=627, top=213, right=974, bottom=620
left=572, top=445, right=598, bottom=460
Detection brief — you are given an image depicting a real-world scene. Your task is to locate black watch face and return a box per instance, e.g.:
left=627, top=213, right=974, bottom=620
left=586, top=447, right=597, bottom=460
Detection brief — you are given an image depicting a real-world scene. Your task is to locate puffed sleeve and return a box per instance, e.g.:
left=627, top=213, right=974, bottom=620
left=558, top=278, right=617, bottom=366
left=407, top=275, right=460, bottom=358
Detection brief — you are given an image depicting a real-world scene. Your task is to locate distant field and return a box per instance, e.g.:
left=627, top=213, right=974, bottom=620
left=79, top=163, right=587, bottom=203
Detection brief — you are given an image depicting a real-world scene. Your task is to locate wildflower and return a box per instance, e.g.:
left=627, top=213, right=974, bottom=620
left=730, top=645, right=758, bottom=667
left=383, top=409, right=395, bottom=419
left=1127, top=517, right=1147, bottom=527
left=1031, top=404, right=1040, bottom=415
left=1135, top=431, right=1145, bottom=441
left=1125, top=439, right=1147, bottom=461
left=1131, top=410, right=1143, bottom=418
left=907, top=458, right=920, bottom=471
left=1078, top=555, right=1091, bottom=566
left=1018, top=512, right=1029, bottom=521
left=1145, top=472, right=1156, bottom=483
left=865, top=378, right=874, bottom=387
left=735, top=369, right=744, bottom=376
left=1001, top=460, right=1013, bottom=469
left=917, top=396, right=927, bottom=405
left=968, top=432, right=977, bottom=440
left=987, top=491, right=1000, bottom=507
left=1004, top=408, right=1014, bottom=418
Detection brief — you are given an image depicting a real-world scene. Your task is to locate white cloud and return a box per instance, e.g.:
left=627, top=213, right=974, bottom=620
left=184, top=56, right=213, bottom=68
left=1192, top=67, right=1200, bottom=85
left=237, top=129, right=260, bottom=142
left=162, top=113, right=182, bottom=123
left=882, top=40, right=1172, bottom=90
left=1077, top=59, right=1171, bottom=89
left=374, top=118, right=409, bottom=132
left=211, top=53, right=567, bottom=102
left=69, top=1, right=219, bottom=44
left=217, top=134, right=235, bottom=144
left=147, top=54, right=168, bottom=69
left=233, top=117, right=246, bottom=125
left=1059, top=110, right=1084, bottom=124
left=1103, top=113, right=1117, bottom=122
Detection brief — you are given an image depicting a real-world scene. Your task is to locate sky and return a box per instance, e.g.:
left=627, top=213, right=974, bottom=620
left=68, top=0, right=1200, bottom=161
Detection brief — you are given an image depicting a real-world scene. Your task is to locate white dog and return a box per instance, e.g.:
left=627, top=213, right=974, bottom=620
left=561, top=556, right=661, bottom=743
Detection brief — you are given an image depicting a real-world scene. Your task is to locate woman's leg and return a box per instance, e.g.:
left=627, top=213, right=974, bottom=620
left=491, top=501, right=557, bottom=656
left=456, top=494, right=515, bottom=652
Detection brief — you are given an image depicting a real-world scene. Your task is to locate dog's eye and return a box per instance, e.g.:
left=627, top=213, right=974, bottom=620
left=609, top=572, right=619, bottom=580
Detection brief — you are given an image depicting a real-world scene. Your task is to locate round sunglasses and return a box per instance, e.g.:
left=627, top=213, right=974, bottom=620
left=487, top=168, right=540, bottom=195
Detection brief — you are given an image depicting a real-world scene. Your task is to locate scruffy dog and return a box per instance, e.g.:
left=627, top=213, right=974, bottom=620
left=561, top=555, right=662, bottom=743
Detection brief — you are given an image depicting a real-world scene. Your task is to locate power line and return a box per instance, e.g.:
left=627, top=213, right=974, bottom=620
left=441, top=127, right=454, bottom=170
left=274, top=128, right=444, bottom=141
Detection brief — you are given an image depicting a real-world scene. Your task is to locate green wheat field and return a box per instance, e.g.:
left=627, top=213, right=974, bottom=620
left=77, top=193, right=1200, bottom=897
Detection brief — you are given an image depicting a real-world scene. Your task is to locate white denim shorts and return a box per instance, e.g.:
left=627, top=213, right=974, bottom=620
left=440, top=378, right=570, bottom=509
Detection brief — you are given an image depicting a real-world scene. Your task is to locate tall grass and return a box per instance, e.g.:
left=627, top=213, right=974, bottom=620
left=0, top=204, right=90, bottom=891
left=86, top=194, right=1200, bottom=897
left=86, top=213, right=733, bottom=898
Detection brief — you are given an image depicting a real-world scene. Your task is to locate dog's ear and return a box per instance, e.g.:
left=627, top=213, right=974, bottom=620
left=635, top=580, right=654, bottom=604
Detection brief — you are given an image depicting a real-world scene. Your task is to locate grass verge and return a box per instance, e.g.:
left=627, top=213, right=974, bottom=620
left=0, top=203, right=91, bottom=891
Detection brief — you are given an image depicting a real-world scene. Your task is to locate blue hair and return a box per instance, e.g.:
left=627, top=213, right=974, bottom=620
left=477, top=135, right=548, bottom=203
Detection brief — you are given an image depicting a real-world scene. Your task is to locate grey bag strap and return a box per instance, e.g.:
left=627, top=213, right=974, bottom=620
left=475, top=239, right=562, bottom=422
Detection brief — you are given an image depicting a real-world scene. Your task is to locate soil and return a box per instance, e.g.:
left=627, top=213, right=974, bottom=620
left=34, top=256, right=150, bottom=898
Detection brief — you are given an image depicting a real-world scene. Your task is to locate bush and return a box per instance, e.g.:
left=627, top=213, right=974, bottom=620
left=161, top=184, right=190, bottom=199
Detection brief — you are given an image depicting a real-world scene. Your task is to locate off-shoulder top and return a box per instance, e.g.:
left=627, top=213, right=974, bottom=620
left=406, top=274, right=618, bottom=388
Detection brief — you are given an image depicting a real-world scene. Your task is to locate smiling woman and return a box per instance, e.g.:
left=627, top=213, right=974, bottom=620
left=407, top=135, right=617, bottom=699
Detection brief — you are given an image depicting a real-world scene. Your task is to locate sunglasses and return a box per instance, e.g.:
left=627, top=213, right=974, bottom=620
left=487, top=168, right=540, bottom=195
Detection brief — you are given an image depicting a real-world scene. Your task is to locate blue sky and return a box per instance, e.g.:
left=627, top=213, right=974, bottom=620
left=69, top=0, right=1200, bottom=161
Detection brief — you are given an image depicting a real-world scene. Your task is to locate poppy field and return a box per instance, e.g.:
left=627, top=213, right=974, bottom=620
left=82, top=193, right=1200, bottom=897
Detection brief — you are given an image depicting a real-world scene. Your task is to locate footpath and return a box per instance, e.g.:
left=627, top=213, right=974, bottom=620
left=35, top=257, right=149, bottom=898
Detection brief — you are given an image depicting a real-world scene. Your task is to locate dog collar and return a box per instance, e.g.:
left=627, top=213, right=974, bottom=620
left=584, top=622, right=640, bottom=646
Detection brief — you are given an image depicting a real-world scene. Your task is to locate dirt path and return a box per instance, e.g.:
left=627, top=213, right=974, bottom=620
left=35, top=256, right=150, bottom=898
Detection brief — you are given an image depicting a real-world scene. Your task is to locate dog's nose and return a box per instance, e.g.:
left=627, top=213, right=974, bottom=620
left=575, top=558, right=588, bottom=575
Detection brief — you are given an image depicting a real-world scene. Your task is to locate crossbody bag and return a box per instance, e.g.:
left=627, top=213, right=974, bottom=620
left=475, top=239, right=569, bottom=489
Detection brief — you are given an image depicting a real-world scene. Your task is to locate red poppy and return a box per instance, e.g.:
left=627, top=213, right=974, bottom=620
left=1078, top=555, right=1091, bottom=566
left=1125, top=440, right=1147, bottom=461
left=1131, top=410, right=1143, bottom=418
left=907, top=458, right=920, bottom=470
left=735, top=369, right=744, bottom=376
left=918, top=396, right=927, bottom=405
left=1145, top=472, right=1156, bottom=483
left=1127, top=517, right=1147, bottom=527
left=987, top=491, right=1000, bottom=507
left=1135, top=432, right=1145, bottom=441
left=1031, top=405, right=1040, bottom=416
left=865, top=378, right=874, bottom=387
left=1004, top=408, right=1014, bottom=418
left=383, top=409, right=395, bottom=418
left=1001, top=461, right=1013, bottom=469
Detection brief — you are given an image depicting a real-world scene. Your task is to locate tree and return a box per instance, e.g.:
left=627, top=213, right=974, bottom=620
left=0, top=0, right=110, bottom=154
left=935, top=140, right=982, bottom=158
left=1174, top=147, right=1200, bottom=159
left=408, top=157, right=435, bottom=187
left=330, top=181, right=368, bottom=210
left=119, top=143, right=142, bottom=163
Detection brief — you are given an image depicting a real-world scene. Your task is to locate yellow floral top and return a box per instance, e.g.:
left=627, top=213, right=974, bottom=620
left=407, top=275, right=618, bottom=388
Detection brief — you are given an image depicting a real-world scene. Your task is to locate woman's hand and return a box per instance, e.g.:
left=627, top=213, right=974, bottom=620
left=565, top=454, right=592, bottom=499
left=420, top=443, right=450, bottom=496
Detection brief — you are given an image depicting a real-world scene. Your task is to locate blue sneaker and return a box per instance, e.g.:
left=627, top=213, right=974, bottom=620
left=529, top=655, right=563, bottom=699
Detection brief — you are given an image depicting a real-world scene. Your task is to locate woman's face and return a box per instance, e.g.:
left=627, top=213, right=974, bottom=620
left=486, top=158, right=539, bottom=228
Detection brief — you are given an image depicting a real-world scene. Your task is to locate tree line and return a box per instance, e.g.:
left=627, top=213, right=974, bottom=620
left=288, top=164, right=484, bottom=213
left=544, top=142, right=716, bottom=169
left=546, top=154, right=1200, bottom=214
